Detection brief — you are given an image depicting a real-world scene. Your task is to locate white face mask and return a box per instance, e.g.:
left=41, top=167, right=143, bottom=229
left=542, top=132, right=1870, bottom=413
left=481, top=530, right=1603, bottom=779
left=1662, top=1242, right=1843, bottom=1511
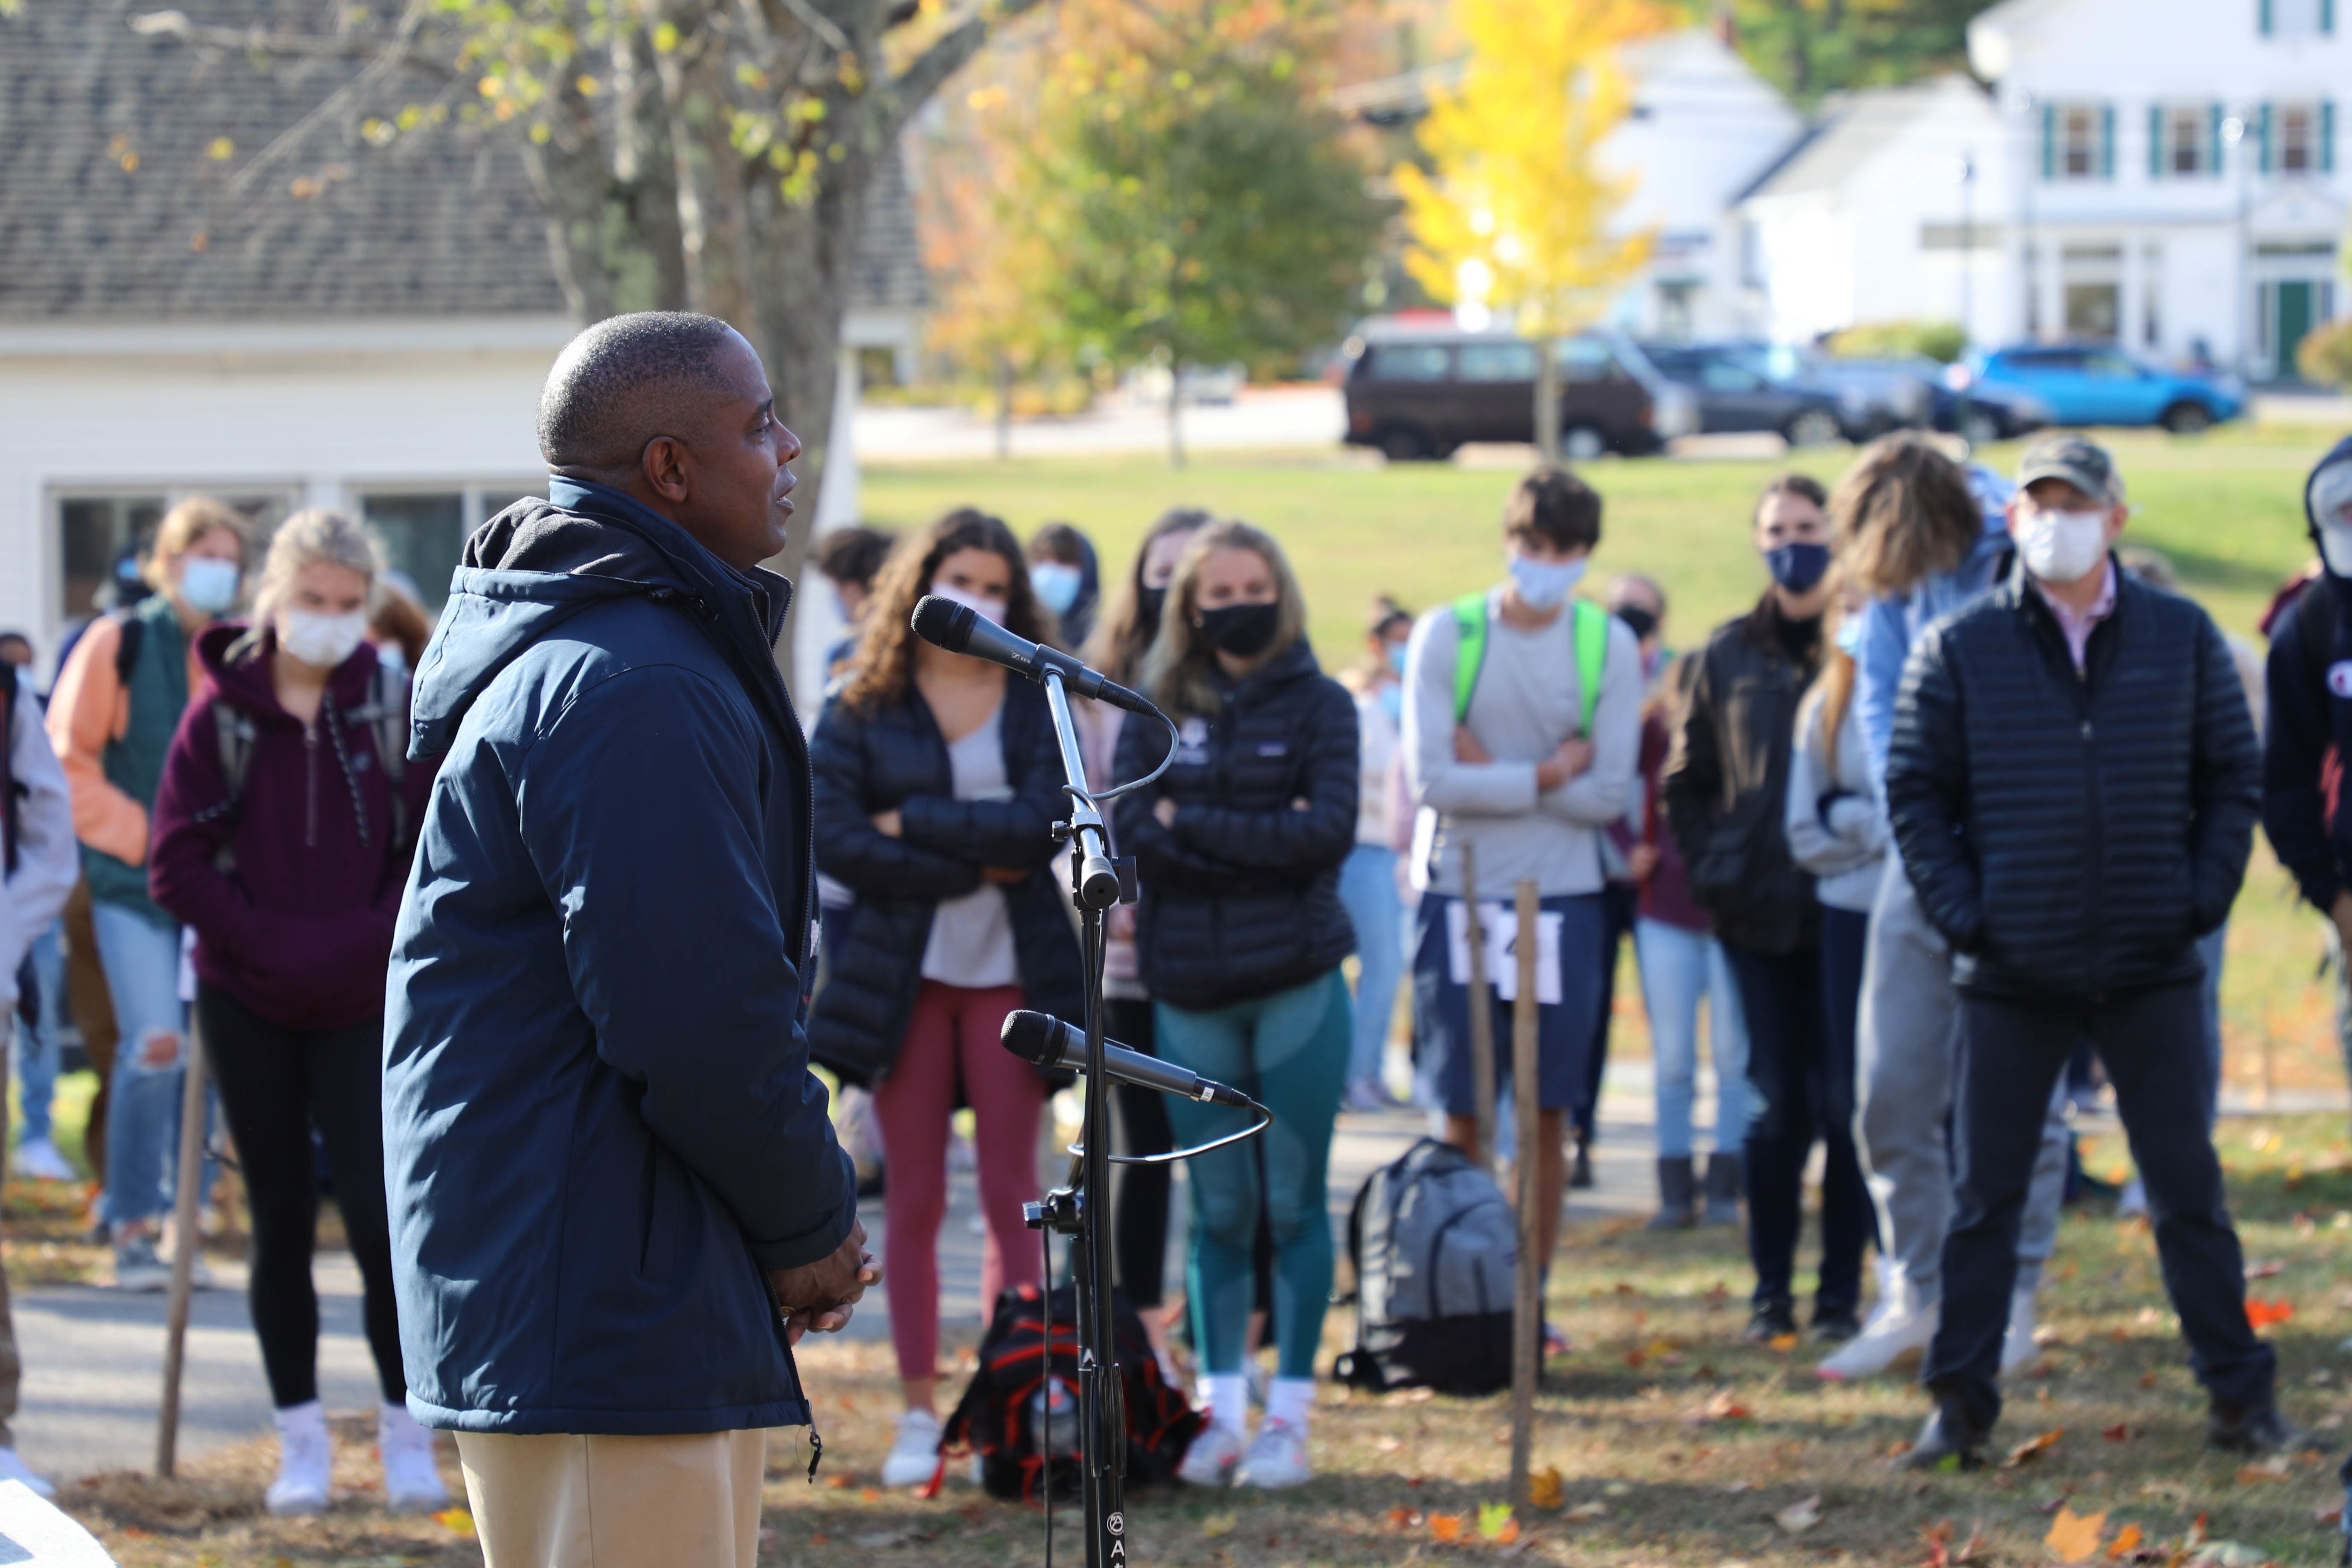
left=2314, top=463, right=2352, bottom=575
left=278, top=608, right=368, bottom=670
left=2012, top=507, right=2109, bottom=586
left=2321, top=521, right=2352, bottom=578
left=177, top=556, right=241, bottom=616
left=1507, top=551, right=1586, bottom=611
left=929, top=580, right=1007, bottom=626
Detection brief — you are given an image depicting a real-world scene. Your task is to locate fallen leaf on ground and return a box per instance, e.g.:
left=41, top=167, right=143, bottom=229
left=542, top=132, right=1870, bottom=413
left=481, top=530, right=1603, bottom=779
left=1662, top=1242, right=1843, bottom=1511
left=1602, top=1482, right=1631, bottom=1497
left=825, top=1472, right=858, bottom=1489
left=1429, top=1514, right=1465, bottom=1542
left=1724, top=1479, right=1757, bottom=1493
left=2104, top=1523, right=2143, bottom=1558
left=1527, top=1467, right=1564, bottom=1510
left=1563, top=1501, right=1607, bottom=1522
left=2101, top=1423, right=2129, bottom=1442
left=1386, top=1508, right=1417, bottom=1530
left=433, top=1509, right=476, bottom=1539
left=1693, top=1388, right=1753, bottom=1422
left=2317, top=1504, right=2345, bottom=1527
left=1773, top=1494, right=1822, bottom=1533
left=2045, top=1505, right=2107, bottom=1563
left=1766, top=1332, right=1800, bottom=1353
left=2234, top=1453, right=2291, bottom=1483
left=1201, top=1512, right=1237, bottom=1539
left=2245, top=1297, right=2293, bottom=1329
left=1477, top=1503, right=1517, bottom=1542
left=2187, top=1544, right=2268, bottom=1567
left=1374, top=1435, right=1403, bottom=1453
left=859, top=1487, right=881, bottom=1502
left=1921, top=1519, right=1954, bottom=1568
left=2244, top=1259, right=2284, bottom=1279
left=2003, top=1428, right=2063, bottom=1468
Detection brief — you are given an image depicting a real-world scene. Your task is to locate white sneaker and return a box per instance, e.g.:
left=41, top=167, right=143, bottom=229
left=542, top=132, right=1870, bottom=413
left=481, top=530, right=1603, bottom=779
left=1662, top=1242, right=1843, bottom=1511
left=1815, top=1290, right=1938, bottom=1382
left=109, top=1234, right=170, bottom=1293
left=10, top=1139, right=74, bottom=1183
left=1177, top=1422, right=1245, bottom=1487
left=2001, top=1286, right=2039, bottom=1377
left=1233, top=1417, right=1309, bottom=1489
left=881, top=1409, right=943, bottom=1489
left=0, top=1445, right=56, bottom=1500
left=266, top=1402, right=332, bottom=1517
left=379, top=1403, right=447, bottom=1513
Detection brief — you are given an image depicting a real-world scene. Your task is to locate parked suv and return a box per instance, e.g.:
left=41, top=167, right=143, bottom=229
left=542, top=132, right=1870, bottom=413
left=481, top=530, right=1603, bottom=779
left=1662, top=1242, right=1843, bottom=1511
left=1639, top=343, right=1851, bottom=446
left=1341, top=323, right=1697, bottom=461
left=1962, top=344, right=2245, bottom=433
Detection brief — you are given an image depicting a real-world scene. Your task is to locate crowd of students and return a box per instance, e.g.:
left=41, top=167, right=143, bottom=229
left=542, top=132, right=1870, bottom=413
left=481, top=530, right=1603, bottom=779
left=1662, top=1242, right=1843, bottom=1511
left=2, top=420, right=2350, bottom=1512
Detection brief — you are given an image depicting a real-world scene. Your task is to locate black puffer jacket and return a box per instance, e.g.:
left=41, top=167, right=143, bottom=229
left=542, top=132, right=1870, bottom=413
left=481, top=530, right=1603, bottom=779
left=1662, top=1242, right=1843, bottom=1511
left=2261, top=434, right=2352, bottom=914
left=1886, top=563, right=2259, bottom=1002
left=1660, top=595, right=1822, bottom=955
left=808, top=678, right=1085, bottom=1085
left=1111, top=641, right=1358, bottom=1011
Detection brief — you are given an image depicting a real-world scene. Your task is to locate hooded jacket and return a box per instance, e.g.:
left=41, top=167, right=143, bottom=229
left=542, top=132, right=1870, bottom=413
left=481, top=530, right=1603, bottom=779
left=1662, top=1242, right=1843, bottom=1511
left=1110, top=640, right=1358, bottom=1011
left=805, top=677, right=1085, bottom=1086
left=150, top=627, right=433, bottom=1030
left=2262, top=435, right=2352, bottom=915
left=383, top=476, right=854, bottom=1436
left=1887, top=564, right=2259, bottom=1002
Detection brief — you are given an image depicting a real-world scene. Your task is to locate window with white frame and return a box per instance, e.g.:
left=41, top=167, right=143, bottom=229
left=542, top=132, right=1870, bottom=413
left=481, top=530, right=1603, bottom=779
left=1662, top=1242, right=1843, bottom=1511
left=2277, top=102, right=2321, bottom=172
left=2161, top=105, right=2216, bottom=175
left=2262, top=0, right=2331, bottom=38
left=2049, top=104, right=2107, bottom=179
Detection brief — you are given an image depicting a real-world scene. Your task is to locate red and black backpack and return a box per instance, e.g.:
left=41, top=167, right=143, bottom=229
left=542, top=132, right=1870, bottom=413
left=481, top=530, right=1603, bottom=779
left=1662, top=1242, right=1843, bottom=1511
left=939, top=1281, right=1204, bottom=1505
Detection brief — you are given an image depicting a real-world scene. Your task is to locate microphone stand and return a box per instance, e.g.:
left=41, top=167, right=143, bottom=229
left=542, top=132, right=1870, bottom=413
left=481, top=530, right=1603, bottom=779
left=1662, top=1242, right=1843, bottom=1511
left=1029, top=667, right=1131, bottom=1568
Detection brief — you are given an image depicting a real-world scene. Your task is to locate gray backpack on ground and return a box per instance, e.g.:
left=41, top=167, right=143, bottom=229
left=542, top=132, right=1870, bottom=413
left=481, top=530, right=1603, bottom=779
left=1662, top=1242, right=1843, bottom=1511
left=1332, top=1136, right=1517, bottom=1394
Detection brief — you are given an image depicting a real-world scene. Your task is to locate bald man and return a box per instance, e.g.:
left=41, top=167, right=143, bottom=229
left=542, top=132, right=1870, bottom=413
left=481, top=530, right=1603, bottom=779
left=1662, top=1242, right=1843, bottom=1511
left=385, top=312, right=875, bottom=1567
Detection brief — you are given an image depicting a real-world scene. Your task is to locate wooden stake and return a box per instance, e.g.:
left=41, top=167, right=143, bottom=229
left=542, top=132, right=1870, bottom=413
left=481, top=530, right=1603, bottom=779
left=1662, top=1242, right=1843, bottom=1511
left=156, top=1026, right=209, bottom=1478
left=1509, top=879, right=1541, bottom=1506
left=1461, top=843, right=1497, bottom=1175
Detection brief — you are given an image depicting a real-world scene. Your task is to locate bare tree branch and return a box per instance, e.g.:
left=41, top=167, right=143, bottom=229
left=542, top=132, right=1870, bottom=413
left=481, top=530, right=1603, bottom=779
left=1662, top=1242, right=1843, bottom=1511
left=128, top=9, right=455, bottom=76
left=885, top=0, right=1050, bottom=136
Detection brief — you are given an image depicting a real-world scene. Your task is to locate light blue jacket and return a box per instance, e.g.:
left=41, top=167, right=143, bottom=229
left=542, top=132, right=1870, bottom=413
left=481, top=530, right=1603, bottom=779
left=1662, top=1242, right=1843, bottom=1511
left=1856, top=465, right=2015, bottom=797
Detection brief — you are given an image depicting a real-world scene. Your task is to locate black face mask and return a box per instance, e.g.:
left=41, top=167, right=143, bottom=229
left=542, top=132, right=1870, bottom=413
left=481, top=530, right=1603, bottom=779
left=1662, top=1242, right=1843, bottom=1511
left=1615, top=604, right=1658, bottom=643
left=1137, top=585, right=1168, bottom=636
left=1196, top=601, right=1282, bottom=658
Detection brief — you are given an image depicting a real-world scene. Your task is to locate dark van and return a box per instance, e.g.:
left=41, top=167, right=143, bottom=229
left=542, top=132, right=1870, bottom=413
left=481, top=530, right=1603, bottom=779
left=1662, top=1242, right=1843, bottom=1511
left=1341, top=324, right=1696, bottom=462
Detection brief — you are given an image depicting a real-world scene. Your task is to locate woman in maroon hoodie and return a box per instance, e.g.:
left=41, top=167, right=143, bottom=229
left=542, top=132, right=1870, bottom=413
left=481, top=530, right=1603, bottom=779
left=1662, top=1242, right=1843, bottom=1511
left=150, top=510, right=443, bottom=1518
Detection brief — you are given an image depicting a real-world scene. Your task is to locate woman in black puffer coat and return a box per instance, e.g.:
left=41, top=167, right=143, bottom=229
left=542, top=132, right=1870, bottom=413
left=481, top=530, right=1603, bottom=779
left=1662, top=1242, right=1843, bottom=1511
left=1111, top=518, right=1357, bottom=1490
left=808, top=509, right=1084, bottom=1486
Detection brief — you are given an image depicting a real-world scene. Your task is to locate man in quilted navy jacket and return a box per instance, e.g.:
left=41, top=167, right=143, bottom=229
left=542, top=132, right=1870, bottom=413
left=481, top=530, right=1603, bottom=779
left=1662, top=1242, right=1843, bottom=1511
left=1886, top=436, right=2301, bottom=1470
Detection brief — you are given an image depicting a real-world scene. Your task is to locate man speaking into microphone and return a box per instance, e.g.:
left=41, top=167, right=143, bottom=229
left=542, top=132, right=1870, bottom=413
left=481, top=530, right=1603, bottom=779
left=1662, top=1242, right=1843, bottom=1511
left=385, top=312, right=873, bottom=1567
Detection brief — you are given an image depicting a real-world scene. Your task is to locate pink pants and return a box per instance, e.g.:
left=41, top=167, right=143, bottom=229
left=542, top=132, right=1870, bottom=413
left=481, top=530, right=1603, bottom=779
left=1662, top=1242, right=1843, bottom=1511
left=873, top=982, right=1046, bottom=1383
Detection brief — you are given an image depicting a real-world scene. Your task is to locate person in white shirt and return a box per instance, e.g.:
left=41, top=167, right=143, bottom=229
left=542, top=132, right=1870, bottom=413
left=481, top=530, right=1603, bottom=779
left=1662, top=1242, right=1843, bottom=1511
left=1338, top=597, right=1414, bottom=1110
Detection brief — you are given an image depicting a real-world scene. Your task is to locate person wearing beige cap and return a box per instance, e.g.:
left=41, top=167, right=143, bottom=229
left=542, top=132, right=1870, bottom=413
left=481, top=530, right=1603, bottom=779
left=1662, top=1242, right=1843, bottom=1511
left=1885, top=435, right=2307, bottom=1470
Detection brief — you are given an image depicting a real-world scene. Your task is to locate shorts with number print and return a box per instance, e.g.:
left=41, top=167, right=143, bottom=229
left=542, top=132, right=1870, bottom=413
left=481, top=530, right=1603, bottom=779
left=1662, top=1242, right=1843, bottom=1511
left=1411, top=889, right=1604, bottom=1119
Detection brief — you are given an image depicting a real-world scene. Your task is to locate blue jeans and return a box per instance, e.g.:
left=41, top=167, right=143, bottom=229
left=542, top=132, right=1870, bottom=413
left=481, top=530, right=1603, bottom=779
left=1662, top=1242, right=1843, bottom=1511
left=1633, top=918, right=1750, bottom=1160
left=1157, top=971, right=1351, bottom=1381
left=19, top=921, right=64, bottom=1145
left=89, top=902, right=187, bottom=1231
left=1337, top=844, right=1406, bottom=1091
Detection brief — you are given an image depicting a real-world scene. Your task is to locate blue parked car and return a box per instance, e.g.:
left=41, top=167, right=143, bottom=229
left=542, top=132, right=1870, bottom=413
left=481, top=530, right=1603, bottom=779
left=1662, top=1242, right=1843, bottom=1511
left=1960, top=344, right=2244, bottom=434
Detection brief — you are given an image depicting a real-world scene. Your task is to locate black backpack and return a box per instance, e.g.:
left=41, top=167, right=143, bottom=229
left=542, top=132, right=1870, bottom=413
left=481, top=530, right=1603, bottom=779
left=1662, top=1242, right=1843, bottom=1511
left=940, top=1281, right=1204, bottom=1505
left=1332, top=1137, right=1518, bottom=1395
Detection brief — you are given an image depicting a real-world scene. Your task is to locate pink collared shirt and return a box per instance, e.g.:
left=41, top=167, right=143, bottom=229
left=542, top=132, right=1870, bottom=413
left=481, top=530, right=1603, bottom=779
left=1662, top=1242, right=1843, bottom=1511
left=2030, top=559, right=2117, bottom=673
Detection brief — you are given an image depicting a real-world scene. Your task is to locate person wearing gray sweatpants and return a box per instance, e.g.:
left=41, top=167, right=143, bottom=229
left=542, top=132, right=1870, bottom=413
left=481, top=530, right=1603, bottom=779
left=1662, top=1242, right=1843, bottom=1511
left=1816, top=436, right=2073, bottom=1384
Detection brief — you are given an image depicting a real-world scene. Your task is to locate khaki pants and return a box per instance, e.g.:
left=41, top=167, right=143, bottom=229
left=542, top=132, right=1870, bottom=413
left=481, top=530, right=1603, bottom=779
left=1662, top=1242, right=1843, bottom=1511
left=455, top=1428, right=765, bottom=1568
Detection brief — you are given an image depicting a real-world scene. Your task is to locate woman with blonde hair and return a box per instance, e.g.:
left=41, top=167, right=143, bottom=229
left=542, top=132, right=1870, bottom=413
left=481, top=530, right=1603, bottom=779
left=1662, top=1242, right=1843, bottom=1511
left=1112, top=519, right=1357, bottom=1489
left=806, top=508, right=1085, bottom=1487
left=46, top=497, right=246, bottom=1293
left=149, top=509, right=443, bottom=1516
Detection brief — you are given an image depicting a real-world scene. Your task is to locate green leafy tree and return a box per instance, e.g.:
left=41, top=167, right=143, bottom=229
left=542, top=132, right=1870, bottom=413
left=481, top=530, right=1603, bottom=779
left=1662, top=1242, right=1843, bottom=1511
left=121, top=0, right=1047, bottom=686
left=1012, top=0, right=1385, bottom=465
left=1728, top=0, right=1997, bottom=102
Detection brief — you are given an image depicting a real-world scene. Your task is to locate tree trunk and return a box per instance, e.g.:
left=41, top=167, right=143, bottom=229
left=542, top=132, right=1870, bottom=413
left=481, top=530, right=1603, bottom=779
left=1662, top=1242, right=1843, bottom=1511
left=1534, top=334, right=1563, bottom=465
left=1167, top=358, right=1187, bottom=469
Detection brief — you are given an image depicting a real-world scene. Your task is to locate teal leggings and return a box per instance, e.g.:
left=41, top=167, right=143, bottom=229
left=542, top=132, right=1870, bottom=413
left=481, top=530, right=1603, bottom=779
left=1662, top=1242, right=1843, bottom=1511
left=1156, top=969, right=1351, bottom=1381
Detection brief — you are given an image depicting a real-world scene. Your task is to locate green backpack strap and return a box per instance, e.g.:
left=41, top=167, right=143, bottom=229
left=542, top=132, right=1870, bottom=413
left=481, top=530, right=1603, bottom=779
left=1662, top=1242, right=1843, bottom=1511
left=1571, top=600, right=1609, bottom=737
left=1450, top=593, right=1487, bottom=725
left=1453, top=593, right=1610, bottom=734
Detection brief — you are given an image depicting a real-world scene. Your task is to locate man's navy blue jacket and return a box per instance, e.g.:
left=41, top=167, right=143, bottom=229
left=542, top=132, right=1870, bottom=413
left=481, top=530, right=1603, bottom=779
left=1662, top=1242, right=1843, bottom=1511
left=384, top=476, right=855, bottom=1435
left=2263, top=435, right=2352, bottom=917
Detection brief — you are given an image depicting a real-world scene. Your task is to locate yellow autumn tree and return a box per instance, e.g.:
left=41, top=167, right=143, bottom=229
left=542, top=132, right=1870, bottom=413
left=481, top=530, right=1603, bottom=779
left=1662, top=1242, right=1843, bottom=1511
left=1394, top=0, right=1665, bottom=461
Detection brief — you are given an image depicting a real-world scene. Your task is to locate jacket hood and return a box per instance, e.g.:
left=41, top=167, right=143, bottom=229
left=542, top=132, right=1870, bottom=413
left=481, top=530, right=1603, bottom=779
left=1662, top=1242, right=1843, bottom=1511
left=196, top=621, right=380, bottom=725
left=407, top=477, right=786, bottom=759
left=2306, top=434, right=2352, bottom=574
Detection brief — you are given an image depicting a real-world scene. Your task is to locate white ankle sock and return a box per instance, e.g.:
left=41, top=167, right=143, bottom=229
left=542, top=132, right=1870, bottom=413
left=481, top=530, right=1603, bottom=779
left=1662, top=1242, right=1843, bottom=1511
left=1264, top=1377, right=1315, bottom=1429
left=274, top=1399, right=327, bottom=1439
left=1202, top=1374, right=1249, bottom=1433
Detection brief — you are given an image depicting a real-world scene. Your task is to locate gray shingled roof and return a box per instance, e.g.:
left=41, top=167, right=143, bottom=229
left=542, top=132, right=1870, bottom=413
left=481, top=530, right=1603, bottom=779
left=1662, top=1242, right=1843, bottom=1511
left=0, top=0, right=926, bottom=321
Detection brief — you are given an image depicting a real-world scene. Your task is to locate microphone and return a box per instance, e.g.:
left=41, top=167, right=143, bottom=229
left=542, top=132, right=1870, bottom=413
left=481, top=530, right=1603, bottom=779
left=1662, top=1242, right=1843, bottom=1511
left=912, top=597, right=1159, bottom=717
left=1001, top=1011, right=1263, bottom=1111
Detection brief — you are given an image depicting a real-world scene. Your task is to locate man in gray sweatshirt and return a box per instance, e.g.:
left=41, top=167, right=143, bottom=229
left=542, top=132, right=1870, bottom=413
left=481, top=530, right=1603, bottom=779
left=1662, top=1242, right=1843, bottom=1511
left=1403, top=467, right=1644, bottom=1279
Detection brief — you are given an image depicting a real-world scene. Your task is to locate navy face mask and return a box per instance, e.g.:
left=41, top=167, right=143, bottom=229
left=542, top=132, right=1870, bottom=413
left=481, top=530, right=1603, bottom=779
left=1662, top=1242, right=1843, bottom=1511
left=1765, top=542, right=1832, bottom=595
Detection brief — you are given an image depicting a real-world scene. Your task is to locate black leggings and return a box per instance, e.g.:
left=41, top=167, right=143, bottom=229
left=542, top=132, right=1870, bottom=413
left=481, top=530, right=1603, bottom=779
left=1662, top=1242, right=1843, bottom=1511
left=196, top=985, right=406, bottom=1408
left=1105, top=998, right=1172, bottom=1310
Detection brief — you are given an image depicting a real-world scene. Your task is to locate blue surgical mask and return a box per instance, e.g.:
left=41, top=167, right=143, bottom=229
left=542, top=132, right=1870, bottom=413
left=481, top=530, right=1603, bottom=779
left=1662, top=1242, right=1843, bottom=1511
left=1834, top=617, right=1864, bottom=656
left=1507, top=551, right=1586, bottom=611
left=1030, top=561, right=1083, bottom=616
left=1387, top=642, right=1409, bottom=677
left=177, top=556, right=240, bottom=616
